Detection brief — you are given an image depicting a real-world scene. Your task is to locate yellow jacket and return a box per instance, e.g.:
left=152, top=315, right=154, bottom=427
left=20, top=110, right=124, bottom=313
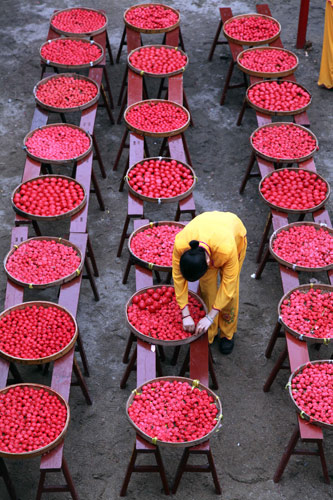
left=172, top=212, right=247, bottom=311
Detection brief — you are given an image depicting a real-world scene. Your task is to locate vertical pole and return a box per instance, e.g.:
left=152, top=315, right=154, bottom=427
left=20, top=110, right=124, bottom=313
left=296, top=0, right=310, bottom=49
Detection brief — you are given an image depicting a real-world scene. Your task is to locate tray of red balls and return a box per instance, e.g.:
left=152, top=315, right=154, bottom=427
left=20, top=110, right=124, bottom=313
left=128, top=44, right=188, bottom=78
left=50, top=7, right=108, bottom=37
left=237, top=47, right=298, bottom=78
left=11, top=175, right=87, bottom=221
left=126, top=157, right=196, bottom=203
left=128, top=221, right=185, bottom=272
left=40, top=37, right=104, bottom=70
left=269, top=222, right=333, bottom=272
left=0, top=383, right=70, bottom=458
left=259, top=168, right=330, bottom=214
left=34, top=73, right=100, bottom=113
left=124, top=99, right=190, bottom=137
left=246, top=80, right=312, bottom=116
left=278, top=284, right=333, bottom=344
left=4, top=236, right=84, bottom=289
left=250, top=123, right=318, bottom=163
left=288, top=360, right=333, bottom=429
left=124, top=3, right=180, bottom=34
left=0, top=301, right=78, bottom=365
left=223, top=13, right=281, bottom=46
left=126, top=285, right=207, bottom=346
left=126, top=376, right=222, bottom=447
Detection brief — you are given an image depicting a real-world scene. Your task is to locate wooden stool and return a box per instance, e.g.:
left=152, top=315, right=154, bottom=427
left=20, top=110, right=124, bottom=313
left=36, top=455, right=79, bottom=500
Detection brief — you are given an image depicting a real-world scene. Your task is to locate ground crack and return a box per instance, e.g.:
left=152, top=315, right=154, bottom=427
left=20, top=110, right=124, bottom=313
left=227, top=471, right=270, bottom=484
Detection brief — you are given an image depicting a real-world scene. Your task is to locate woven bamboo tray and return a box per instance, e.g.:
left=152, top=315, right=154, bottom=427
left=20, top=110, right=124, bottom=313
left=250, top=122, right=318, bottom=163
left=0, top=383, right=70, bottom=459
left=128, top=44, right=188, bottom=78
left=126, top=376, right=222, bottom=447
left=11, top=175, right=87, bottom=222
left=246, top=80, right=312, bottom=116
left=125, top=285, right=207, bottom=347
left=0, top=301, right=78, bottom=365
left=33, top=73, right=100, bottom=113
left=4, top=236, right=84, bottom=289
left=124, top=99, right=190, bottom=137
left=278, top=284, right=333, bottom=344
left=259, top=168, right=330, bottom=214
left=237, top=47, right=298, bottom=77
left=50, top=8, right=108, bottom=37
left=23, top=123, right=92, bottom=165
left=126, top=156, right=196, bottom=203
left=223, top=13, right=281, bottom=46
left=269, top=221, right=333, bottom=272
left=288, top=360, right=333, bottom=429
left=124, top=3, right=180, bottom=34
left=40, top=38, right=104, bottom=70
left=128, top=221, right=185, bottom=271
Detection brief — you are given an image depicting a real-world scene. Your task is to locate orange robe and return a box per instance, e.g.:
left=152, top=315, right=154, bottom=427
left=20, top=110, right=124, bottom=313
left=318, top=1, right=333, bottom=88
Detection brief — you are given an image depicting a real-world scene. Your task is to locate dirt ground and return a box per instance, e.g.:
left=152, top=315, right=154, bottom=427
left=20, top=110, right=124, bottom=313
left=0, top=0, right=332, bottom=499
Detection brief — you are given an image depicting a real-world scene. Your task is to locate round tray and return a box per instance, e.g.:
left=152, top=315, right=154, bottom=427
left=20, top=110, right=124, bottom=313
left=269, top=221, right=333, bottom=272
left=33, top=73, right=100, bottom=113
left=128, top=221, right=186, bottom=271
left=125, top=285, right=207, bottom=347
left=128, top=44, right=188, bottom=78
left=278, top=284, right=333, bottom=344
left=126, top=156, right=197, bottom=203
left=124, top=3, right=180, bottom=34
left=4, top=236, right=84, bottom=289
left=50, top=8, right=108, bottom=37
left=259, top=168, right=330, bottom=214
left=237, top=47, right=298, bottom=78
left=126, top=376, right=222, bottom=447
left=23, top=123, right=93, bottom=165
left=223, top=13, right=281, bottom=46
left=11, top=175, right=87, bottom=222
left=40, top=38, right=104, bottom=70
left=0, top=383, right=70, bottom=459
left=124, top=99, right=190, bottom=138
left=250, top=122, right=318, bottom=163
left=0, top=301, right=78, bottom=365
left=246, top=80, right=312, bottom=116
left=288, top=360, right=333, bottom=429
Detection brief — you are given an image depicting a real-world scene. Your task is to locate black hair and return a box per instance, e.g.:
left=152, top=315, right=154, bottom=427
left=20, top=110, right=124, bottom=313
left=179, top=240, right=208, bottom=282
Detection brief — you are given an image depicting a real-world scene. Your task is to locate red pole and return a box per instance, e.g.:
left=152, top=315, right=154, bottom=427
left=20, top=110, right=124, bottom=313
left=296, top=0, right=310, bottom=49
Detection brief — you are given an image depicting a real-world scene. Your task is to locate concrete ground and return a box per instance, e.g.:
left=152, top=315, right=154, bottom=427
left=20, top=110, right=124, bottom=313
left=0, top=0, right=332, bottom=498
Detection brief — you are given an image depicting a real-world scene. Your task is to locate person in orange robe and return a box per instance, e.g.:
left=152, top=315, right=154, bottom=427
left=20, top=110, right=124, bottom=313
left=318, top=0, right=333, bottom=88
left=172, top=211, right=247, bottom=354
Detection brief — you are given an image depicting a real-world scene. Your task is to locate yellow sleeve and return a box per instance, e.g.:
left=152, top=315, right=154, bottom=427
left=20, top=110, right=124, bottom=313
left=212, top=246, right=239, bottom=311
left=172, top=243, right=189, bottom=310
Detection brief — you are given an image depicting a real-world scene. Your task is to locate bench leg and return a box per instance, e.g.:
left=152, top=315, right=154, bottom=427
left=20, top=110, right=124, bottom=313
left=117, top=66, right=128, bottom=106
left=92, top=134, right=106, bottom=179
left=32, top=220, right=42, bottom=236
left=105, top=30, right=114, bottom=65
left=0, top=458, right=18, bottom=500
left=91, top=168, right=105, bottom=211
left=255, top=247, right=270, bottom=280
left=157, top=77, right=165, bottom=99
left=265, top=321, right=282, bottom=359
left=76, top=329, right=90, bottom=377
left=37, top=457, right=79, bottom=500
left=209, top=347, right=219, bottom=390
left=208, top=20, right=223, bottom=61
left=87, top=234, right=99, bottom=277
left=9, top=363, right=23, bottom=383
left=119, top=155, right=129, bottom=192
left=113, top=129, right=129, bottom=171
left=171, top=346, right=181, bottom=366
left=123, top=332, right=136, bottom=364
left=103, top=66, right=114, bottom=109
left=116, top=26, right=127, bottom=64
left=72, top=357, right=92, bottom=405
left=220, top=59, right=234, bottom=106
left=100, top=83, right=115, bottom=124
left=256, top=213, right=272, bottom=264
left=120, top=346, right=137, bottom=389
left=236, top=97, right=247, bottom=126
left=83, top=255, right=100, bottom=301
left=239, top=150, right=256, bottom=194
left=122, top=256, right=134, bottom=284
left=263, top=344, right=288, bottom=393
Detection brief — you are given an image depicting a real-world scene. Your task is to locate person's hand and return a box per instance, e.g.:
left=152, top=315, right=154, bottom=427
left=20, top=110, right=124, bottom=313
left=195, top=316, right=213, bottom=334
left=182, top=315, right=195, bottom=333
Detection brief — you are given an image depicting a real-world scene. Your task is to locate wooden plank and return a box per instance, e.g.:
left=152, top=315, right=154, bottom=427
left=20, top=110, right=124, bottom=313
left=69, top=152, right=92, bottom=234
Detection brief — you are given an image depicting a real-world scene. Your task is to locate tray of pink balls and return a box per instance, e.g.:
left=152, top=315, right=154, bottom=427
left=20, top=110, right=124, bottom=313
left=40, top=38, right=104, bottom=69
left=237, top=47, right=298, bottom=78
left=4, top=236, right=84, bottom=289
left=287, top=360, right=333, bottom=429
left=0, top=301, right=78, bottom=365
left=50, top=7, right=108, bottom=37
left=124, top=3, right=180, bottom=34
left=0, top=383, right=70, bottom=458
left=269, top=222, right=333, bottom=272
left=278, top=284, right=333, bottom=344
left=246, top=80, right=312, bottom=116
left=250, top=123, right=318, bottom=163
left=223, top=13, right=281, bottom=46
left=126, top=376, right=222, bottom=447
left=124, top=99, right=190, bottom=137
left=259, top=168, right=329, bottom=214
left=11, top=175, right=87, bottom=221
left=126, top=157, right=196, bottom=203
left=126, top=285, right=207, bottom=346
left=129, top=221, right=185, bottom=272
left=23, top=124, right=92, bottom=164
left=34, top=73, right=100, bottom=113
left=128, top=44, right=188, bottom=78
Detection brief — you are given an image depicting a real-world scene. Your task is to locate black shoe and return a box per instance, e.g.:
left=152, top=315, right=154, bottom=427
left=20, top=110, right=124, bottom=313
left=219, top=337, right=234, bottom=355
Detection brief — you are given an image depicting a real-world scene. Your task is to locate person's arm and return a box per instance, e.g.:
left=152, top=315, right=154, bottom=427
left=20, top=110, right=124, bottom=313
left=172, top=243, right=195, bottom=332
